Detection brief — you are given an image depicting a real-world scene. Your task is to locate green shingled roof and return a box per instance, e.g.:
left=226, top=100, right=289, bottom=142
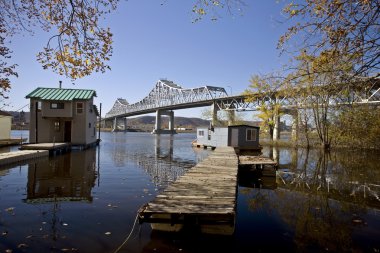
left=26, top=87, right=97, bottom=101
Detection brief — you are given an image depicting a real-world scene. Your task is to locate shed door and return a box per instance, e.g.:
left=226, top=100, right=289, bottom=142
left=64, top=121, right=72, bottom=142
left=230, top=128, right=239, bottom=147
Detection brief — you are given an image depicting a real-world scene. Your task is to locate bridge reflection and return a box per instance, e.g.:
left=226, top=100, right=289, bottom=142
left=107, top=133, right=211, bottom=189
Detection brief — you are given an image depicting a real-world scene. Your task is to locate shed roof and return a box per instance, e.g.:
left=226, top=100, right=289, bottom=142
left=26, top=87, right=96, bottom=101
left=228, top=124, right=260, bottom=129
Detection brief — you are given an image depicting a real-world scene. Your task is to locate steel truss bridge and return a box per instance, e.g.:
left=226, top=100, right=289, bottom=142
left=103, top=78, right=380, bottom=133
left=104, top=79, right=247, bottom=119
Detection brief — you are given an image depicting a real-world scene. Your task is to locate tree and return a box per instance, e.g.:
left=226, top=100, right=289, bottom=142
left=191, top=0, right=245, bottom=22
left=280, top=0, right=380, bottom=79
left=284, top=50, right=355, bottom=149
left=243, top=73, right=284, bottom=140
left=0, top=0, right=244, bottom=99
left=0, top=22, right=17, bottom=98
left=3, top=0, right=117, bottom=78
left=200, top=106, right=245, bottom=126
left=331, top=105, right=380, bottom=149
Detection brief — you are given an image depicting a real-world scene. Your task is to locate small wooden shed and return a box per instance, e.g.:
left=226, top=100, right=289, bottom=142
left=227, top=125, right=260, bottom=149
left=194, top=125, right=260, bottom=150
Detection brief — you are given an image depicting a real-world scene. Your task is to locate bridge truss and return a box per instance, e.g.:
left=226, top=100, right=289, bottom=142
left=104, top=79, right=229, bottom=119
left=104, top=77, right=380, bottom=121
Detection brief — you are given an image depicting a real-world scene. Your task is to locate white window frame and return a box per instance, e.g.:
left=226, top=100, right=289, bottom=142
left=76, top=102, right=84, bottom=114
left=246, top=129, right=257, bottom=141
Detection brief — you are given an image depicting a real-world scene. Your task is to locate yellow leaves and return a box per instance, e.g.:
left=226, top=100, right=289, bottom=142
left=195, top=8, right=206, bottom=15
left=290, top=9, right=298, bottom=16
left=212, top=1, right=220, bottom=6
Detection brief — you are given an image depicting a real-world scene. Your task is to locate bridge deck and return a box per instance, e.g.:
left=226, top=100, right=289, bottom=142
left=138, top=147, right=238, bottom=235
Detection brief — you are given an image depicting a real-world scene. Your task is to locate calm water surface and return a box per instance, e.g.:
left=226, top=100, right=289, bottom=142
left=0, top=131, right=379, bottom=253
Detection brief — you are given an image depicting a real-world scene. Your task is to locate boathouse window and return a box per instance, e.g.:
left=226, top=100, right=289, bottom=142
left=50, top=102, right=64, bottom=109
left=33, top=101, right=42, bottom=111
left=246, top=129, right=257, bottom=141
left=54, top=121, right=60, bottom=131
left=198, top=130, right=204, bottom=137
left=76, top=102, right=84, bottom=114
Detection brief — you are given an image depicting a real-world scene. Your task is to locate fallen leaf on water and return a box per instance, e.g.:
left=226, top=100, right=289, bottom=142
left=17, top=243, right=28, bottom=248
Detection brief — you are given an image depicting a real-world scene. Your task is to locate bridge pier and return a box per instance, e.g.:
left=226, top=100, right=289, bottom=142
left=211, top=102, right=219, bottom=127
left=112, top=117, right=127, bottom=132
left=152, top=109, right=177, bottom=134
left=227, top=110, right=235, bottom=126
left=273, top=112, right=280, bottom=141
left=291, top=110, right=299, bottom=143
left=112, top=117, right=117, bottom=132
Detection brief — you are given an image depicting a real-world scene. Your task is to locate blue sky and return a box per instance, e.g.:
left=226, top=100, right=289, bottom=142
left=4, top=0, right=291, bottom=118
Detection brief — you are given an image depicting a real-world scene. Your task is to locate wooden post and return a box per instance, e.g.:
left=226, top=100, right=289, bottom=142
left=98, top=103, right=102, bottom=142
left=35, top=101, right=38, bottom=143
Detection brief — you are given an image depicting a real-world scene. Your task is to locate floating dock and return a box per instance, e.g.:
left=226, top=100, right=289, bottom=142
left=19, top=143, right=71, bottom=155
left=0, top=138, right=27, bottom=147
left=238, top=155, right=278, bottom=177
left=138, top=147, right=238, bottom=235
left=0, top=150, right=49, bottom=167
left=239, top=155, right=278, bottom=167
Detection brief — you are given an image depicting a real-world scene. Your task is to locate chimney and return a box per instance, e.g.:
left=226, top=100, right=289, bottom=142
left=59, top=80, right=62, bottom=89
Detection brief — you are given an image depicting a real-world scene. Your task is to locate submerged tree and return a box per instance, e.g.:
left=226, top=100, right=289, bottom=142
left=284, top=50, right=356, bottom=149
left=331, top=105, right=380, bottom=149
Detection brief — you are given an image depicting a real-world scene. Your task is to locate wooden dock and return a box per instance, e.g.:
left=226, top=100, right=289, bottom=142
left=138, top=147, right=238, bottom=235
left=0, top=138, right=27, bottom=147
left=238, top=155, right=278, bottom=177
left=0, top=150, right=49, bottom=167
left=19, top=143, right=71, bottom=155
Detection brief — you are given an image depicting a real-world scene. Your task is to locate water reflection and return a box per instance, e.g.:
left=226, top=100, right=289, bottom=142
left=239, top=146, right=380, bottom=252
left=24, top=148, right=97, bottom=203
left=1, top=131, right=379, bottom=253
left=106, top=133, right=211, bottom=189
left=263, top=147, right=380, bottom=209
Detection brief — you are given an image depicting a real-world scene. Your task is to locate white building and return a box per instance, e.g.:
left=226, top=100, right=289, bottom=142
left=0, top=111, right=12, bottom=140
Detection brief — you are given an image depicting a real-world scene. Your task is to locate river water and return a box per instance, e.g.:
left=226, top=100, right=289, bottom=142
left=0, top=131, right=379, bottom=253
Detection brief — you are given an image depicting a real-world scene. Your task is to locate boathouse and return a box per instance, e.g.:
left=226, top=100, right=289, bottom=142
left=194, top=125, right=261, bottom=150
left=0, top=111, right=12, bottom=140
left=26, top=85, right=99, bottom=148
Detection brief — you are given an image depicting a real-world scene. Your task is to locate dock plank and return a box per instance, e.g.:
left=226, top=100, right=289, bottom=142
left=0, top=150, right=49, bottom=167
left=138, top=147, right=238, bottom=235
